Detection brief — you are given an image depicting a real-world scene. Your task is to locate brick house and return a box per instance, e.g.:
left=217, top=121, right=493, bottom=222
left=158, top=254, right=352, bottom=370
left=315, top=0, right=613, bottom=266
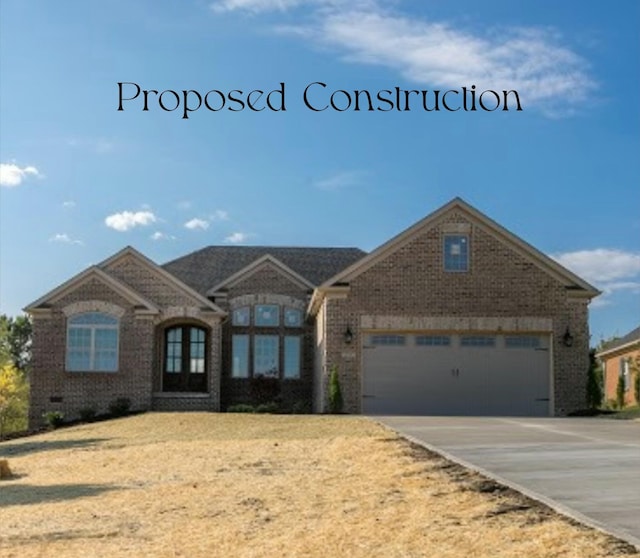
left=596, top=326, right=640, bottom=408
left=26, top=198, right=600, bottom=426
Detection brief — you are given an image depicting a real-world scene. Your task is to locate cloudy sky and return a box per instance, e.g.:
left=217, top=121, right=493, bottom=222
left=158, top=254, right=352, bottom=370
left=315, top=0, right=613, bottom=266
left=1, top=0, right=638, bottom=343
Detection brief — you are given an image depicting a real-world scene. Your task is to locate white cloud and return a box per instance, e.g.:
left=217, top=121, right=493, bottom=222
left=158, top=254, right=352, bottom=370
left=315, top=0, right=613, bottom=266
left=225, top=232, right=250, bottom=243
left=177, top=201, right=192, bottom=210
left=216, top=0, right=594, bottom=114
left=62, top=200, right=76, bottom=209
left=48, top=233, right=84, bottom=246
left=552, top=249, right=640, bottom=283
left=0, top=163, right=42, bottom=187
left=212, top=0, right=304, bottom=13
left=185, top=218, right=210, bottom=230
left=105, top=210, right=157, bottom=232
left=314, top=170, right=364, bottom=190
left=211, top=209, right=230, bottom=221
left=552, top=248, right=640, bottom=307
left=150, top=231, right=176, bottom=241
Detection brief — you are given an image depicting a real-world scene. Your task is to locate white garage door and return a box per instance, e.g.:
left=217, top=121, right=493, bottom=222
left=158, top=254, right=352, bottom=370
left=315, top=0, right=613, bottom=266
left=362, top=333, right=550, bottom=416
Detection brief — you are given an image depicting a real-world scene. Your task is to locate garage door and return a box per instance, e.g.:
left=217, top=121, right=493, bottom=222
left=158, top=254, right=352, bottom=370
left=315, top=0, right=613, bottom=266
left=362, top=333, right=550, bottom=416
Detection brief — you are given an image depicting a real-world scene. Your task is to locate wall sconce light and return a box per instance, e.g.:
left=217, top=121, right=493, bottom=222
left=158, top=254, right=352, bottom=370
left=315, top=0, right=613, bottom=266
left=344, top=326, right=354, bottom=345
left=562, top=326, right=574, bottom=347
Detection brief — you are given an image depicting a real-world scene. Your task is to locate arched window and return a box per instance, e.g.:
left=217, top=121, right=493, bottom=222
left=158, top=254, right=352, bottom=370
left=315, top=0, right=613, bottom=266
left=66, top=312, right=119, bottom=372
left=163, top=325, right=207, bottom=392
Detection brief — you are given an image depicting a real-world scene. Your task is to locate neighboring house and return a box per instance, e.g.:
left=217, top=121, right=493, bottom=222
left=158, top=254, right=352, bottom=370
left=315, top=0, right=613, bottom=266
left=25, top=198, right=600, bottom=427
left=596, top=326, right=640, bottom=407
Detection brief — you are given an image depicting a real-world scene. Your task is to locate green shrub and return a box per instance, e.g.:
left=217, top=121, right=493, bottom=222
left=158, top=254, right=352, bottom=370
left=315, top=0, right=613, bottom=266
left=108, top=397, right=131, bottom=417
left=586, top=349, right=602, bottom=409
left=43, top=411, right=65, bottom=428
left=227, top=404, right=255, bottom=413
left=328, top=365, right=343, bottom=414
left=616, top=375, right=626, bottom=410
left=78, top=407, right=97, bottom=422
left=255, top=402, right=279, bottom=414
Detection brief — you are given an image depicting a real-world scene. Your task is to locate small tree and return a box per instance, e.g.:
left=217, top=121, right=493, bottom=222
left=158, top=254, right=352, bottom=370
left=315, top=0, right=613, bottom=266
left=328, top=365, right=343, bottom=414
left=0, top=364, right=29, bottom=439
left=616, top=373, right=626, bottom=410
left=586, top=349, right=603, bottom=409
left=631, top=356, right=640, bottom=405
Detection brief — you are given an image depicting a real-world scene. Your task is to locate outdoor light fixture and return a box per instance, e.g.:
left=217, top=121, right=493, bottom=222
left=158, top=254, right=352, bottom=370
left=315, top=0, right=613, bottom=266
left=562, top=326, right=574, bottom=347
left=344, top=326, right=354, bottom=344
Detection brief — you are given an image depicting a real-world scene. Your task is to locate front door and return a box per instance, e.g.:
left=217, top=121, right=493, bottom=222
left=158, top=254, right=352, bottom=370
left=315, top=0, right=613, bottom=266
left=163, top=325, right=207, bottom=392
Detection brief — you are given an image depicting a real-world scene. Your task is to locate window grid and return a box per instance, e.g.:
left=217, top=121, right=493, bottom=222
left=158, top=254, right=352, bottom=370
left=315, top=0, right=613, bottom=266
left=370, top=335, right=406, bottom=346
left=460, top=335, right=496, bottom=348
left=415, top=335, right=451, bottom=347
left=66, top=313, right=119, bottom=372
left=505, top=336, right=541, bottom=349
left=444, top=234, right=469, bottom=272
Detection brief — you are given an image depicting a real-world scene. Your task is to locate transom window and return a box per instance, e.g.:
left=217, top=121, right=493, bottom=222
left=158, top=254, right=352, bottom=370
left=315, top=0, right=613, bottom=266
left=444, top=234, right=469, bottom=272
left=232, top=307, right=250, bottom=326
left=284, top=307, right=303, bottom=328
left=254, top=304, right=279, bottom=327
left=66, top=312, right=119, bottom=372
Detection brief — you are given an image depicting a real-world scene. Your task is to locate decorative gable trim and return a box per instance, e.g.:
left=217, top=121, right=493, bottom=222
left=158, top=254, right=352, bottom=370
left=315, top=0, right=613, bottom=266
left=308, top=197, right=600, bottom=315
left=99, top=246, right=225, bottom=316
left=206, top=254, right=315, bottom=296
left=24, top=266, right=159, bottom=315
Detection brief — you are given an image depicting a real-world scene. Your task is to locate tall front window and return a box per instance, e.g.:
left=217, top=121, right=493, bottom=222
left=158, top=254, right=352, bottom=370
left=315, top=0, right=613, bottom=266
left=229, top=303, right=303, bottom=380
left=66, top=312, right=119, bottom=372
left=444, top=234, right=469, bottom=272
left=163, top=325, right=207, bottom=392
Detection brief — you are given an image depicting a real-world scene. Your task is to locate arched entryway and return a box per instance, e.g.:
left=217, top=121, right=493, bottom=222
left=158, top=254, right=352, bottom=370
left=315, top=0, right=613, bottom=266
left=162, top=323, right=208, bottom=392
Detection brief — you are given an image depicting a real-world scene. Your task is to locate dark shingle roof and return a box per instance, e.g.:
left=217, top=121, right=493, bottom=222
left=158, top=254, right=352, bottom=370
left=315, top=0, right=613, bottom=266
left=599, top=325, right=640, bottom=353
left=162, top=246, right=367, bottom=296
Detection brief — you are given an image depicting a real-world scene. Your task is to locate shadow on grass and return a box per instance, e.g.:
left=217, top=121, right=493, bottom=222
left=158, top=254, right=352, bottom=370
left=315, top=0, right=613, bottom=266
left=0, top=482, right=122, bottom=506
left=0, top=438, right=110, bottom=458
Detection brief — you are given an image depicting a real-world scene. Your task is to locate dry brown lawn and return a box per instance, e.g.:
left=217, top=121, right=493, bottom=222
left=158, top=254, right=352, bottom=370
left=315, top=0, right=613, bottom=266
left=0, top=413, right=637, bottom=558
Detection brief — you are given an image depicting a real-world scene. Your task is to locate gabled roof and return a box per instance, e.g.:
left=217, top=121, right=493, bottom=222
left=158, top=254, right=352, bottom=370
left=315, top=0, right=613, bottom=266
left=99, top=246, right=225, bottom=314
left=310, top=197, right=600, bottom=313
left=596, top=326, right=640, bottom=358
left=24, top=266, right=159, bottom=314
left=162, top=246, right=367, bottom=295
left=206, top=254, right=316, bottom=295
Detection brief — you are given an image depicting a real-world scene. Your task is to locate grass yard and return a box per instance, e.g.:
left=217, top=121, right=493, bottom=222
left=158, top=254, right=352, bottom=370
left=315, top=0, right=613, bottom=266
left=0, top=413, right=638, bottom=558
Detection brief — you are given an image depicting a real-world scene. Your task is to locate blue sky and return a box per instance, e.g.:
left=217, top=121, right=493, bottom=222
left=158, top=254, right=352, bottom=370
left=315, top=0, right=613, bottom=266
left=1, top=0, right=638, bottom=344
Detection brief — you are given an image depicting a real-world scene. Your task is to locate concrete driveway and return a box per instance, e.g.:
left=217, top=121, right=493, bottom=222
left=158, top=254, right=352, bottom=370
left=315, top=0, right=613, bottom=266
left=376, top=416, right=640, bottom=548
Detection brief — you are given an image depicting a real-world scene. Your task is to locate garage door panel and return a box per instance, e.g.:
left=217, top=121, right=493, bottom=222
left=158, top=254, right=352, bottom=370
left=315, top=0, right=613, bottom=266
left=363, top=333, right=550, bottom=417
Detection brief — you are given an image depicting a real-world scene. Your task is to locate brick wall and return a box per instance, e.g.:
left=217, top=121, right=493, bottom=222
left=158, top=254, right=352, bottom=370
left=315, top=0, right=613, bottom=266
left=29, top=256, right=224, bottom=428
left=602, top=349, right=640, bottom=407
left=217, top=264, right=314, bottom=411
left=316, top=212, right=593, bottom=416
